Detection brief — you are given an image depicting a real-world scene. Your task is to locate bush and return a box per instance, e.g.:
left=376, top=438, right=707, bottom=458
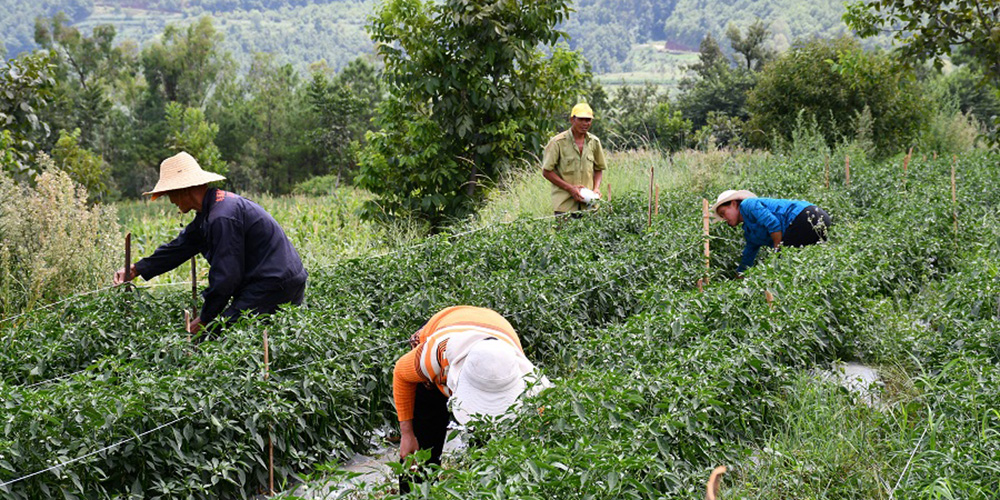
left=0, top=154, right=120, bottom=317
left=746, top=37, right=927, bottom=156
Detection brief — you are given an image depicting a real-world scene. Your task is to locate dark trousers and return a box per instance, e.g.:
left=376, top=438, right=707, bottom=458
left=399, top=383, right=451, bottom=494
left=783, top=205, right=832, bottom=247
left=221, top=279, right=307, bottom=322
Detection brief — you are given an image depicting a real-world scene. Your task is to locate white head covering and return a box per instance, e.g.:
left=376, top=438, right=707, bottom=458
left=448, top=338, right=548, bottom=424
left=709, top=189, right=757, bottom=220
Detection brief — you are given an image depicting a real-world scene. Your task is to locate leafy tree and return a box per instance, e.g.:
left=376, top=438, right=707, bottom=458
left=600, top=84, right=691, bottom=152
left=726, top=20, right=776, bottom=72
left=141, top=16, right=231, bottom=107
left=51, top=128, right=113, bottom=202
left=0, top=52, right=57, bottom=180
left=34, top=15, right=136, bottom=152
left=164, top=101, right=227, bottom=177
left=359, top=0, right=591, bottom=225
left=304, top=57, right=382, bottom=185
left=844, top=0, right=1000, bottom=84
left=675, top=31, right=758, bottom=131
left=845, top=0, right=1000, bottom=141
left=745, top=37, right=927, bottom=155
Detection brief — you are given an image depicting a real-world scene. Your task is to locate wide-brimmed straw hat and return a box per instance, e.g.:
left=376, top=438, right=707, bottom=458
left=143, top=152, right=226, bottom=200
left=449, top=338, right=549, bottom=424
left=709, top=189, right=757, bottom=220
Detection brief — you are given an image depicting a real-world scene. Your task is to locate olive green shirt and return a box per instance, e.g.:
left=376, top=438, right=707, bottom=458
left=541, top=129, right=607, bottom=212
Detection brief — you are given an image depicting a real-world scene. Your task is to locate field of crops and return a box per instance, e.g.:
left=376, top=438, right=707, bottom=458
left=2, top=148, right=999, bottom=499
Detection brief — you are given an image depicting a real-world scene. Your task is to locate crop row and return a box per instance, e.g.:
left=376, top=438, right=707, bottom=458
left=2, top=151, right=997, bottom=498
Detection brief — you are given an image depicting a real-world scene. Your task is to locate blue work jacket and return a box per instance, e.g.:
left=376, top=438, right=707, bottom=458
left=135, top=189, right=307, bottom=323
left=738, top=198, right=811, bottom=272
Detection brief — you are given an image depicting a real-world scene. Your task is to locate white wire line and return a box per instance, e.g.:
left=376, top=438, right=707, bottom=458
left=888, top=424, right=930, bottom=500
left=0, top=281, right=203, bottom=326
left=20, top=367, right=92, bottom=390
left=0, top=415, right=189, bottom=489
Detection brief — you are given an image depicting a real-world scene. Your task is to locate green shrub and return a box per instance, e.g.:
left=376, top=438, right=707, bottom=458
left=0, top=155, right=119, bottom=317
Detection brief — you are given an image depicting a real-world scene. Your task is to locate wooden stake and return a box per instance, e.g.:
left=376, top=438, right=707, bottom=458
left=696, top=278, right=704, bottom=293
left=702, top=198, right=711, bottom=284
left=124, top=232, right=131, bottom=283
left=264, top=329, right=275, bottom=496
left=933, top=151, right=937, bottom=160
left=647, top=166, right=654, bottom=228
left=190, top=256, right=197, bottom=313
left=824, top=155, right=830, bottom=188
left=606, top=182, right=611, bottom=203
left=951, top=156, right=958, bottom=234
left=844, top=155, right=850, bottom=186
left=765, top=289, right=774, bottom=310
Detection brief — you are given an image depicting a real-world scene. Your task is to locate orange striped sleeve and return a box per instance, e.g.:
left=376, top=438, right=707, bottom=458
left=392, top=347, right=427, bottom=422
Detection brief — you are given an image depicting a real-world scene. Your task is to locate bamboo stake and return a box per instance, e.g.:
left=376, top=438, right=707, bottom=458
left=933, top=151, right=937, bottom=160
left=124, top=232, right=131, bottom=284
left=606, top=182, right=611, bottom=203
left=702, top=198, right=711, bottom=284
left=904, top=147, right=912, bottom=176
left=951, top=156, right=958, bottom=234
left=696, top=278, right=704, bottom=293
left=844, top=155, right=850, bottom=186
left=190, top=256, right=197, bottom=312
left=824, top=155, right=830, bottom=188
left=647, top=166, right=654, bottom=228
left=264, top=329, right=275, bottom=496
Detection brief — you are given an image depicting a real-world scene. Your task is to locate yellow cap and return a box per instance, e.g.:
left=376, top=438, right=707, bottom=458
left=570, top=102, right=594, bottom=119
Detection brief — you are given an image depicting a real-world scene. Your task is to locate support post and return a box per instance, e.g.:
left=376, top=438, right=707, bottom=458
left=844, top=155, right=850, bottom=186
left=952, top=156, right=958, bottom=234
left=702, top=198, right=710, bottom=284
left=264, top=329, right=275, bottom=496
left=124, top=232, right=131, bottom=283
left=824, top=155, right=830, bottom=188
left=606, top=182, right=611, bottom=203
left=190, top=256, right=197, bottom=312
left=647, top=166, right=654, bottom=228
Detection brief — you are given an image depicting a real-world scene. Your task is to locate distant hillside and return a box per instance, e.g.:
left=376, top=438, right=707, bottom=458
left=3, top=0, right=861, bottom=75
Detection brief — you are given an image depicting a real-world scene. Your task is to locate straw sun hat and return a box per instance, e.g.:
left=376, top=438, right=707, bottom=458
left=449, top=338, right=550, bottom=425
left=709, top=189, right=757, bottom=221
left=143, top=151, right=226, bottom=201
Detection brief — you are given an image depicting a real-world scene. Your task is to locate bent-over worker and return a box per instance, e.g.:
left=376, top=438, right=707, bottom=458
left=393, top=306, right=548, bottom=492
left=711, top=189, right=832, bottom=275
left=113, top=151, right=307, bottom=335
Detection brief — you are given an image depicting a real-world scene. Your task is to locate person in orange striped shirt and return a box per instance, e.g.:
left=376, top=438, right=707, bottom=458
left=393, top=306, right=547, bottom=488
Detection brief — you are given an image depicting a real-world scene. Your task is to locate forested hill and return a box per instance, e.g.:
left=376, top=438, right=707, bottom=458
left=2, top=0, right=853, bottom=73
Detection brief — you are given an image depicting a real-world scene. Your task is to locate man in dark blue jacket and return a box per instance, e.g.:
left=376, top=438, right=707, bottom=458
left=113, top=152, right=307, bottom=335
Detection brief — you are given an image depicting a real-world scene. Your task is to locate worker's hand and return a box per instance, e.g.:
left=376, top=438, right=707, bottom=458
left=186, top=315, right=202, bottom=335
left=408, top=330, right=421, bottom=349
left=593, top=186, right=602, bottom=198
left=570, top=185, right=586, bottom=202
left=399, top=421, right=418, bottom=459
left=113, top=264, right=138, bottom=285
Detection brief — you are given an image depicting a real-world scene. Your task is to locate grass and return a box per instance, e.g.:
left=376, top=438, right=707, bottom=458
left=116, top=186, right=423, bottom=285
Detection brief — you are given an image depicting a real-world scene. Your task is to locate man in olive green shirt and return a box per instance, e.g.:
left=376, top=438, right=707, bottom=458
left=542, top=103, right=607, bottom=214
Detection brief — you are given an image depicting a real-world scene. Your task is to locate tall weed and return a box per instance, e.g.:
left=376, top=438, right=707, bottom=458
left=0, top=155, right=119, bottom=317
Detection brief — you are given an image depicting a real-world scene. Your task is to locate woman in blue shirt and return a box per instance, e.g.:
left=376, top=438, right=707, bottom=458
left=710, top=190, right=831, bottom=274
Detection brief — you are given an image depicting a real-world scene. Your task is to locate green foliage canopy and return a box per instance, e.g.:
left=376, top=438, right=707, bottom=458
left=745, top=37, right=927, bottom=155
left=359, top=0, right=591, bottom=226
